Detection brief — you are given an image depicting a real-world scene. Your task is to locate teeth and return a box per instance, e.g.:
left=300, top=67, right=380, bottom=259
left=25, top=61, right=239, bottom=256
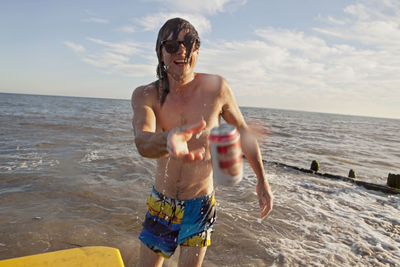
left=175, top=59, right=186, bottom=64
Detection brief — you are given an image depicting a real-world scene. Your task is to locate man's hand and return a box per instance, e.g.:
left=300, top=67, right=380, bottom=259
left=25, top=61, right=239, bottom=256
left=257, top=180, right=274, bottom=219
left=167, top=120, right=207, bottom=161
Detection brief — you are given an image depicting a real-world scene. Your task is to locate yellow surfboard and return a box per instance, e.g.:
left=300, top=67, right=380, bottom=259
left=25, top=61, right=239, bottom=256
left=0, top=246, right=125, bottom=267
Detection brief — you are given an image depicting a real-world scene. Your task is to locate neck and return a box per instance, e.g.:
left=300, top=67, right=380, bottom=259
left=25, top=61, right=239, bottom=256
left=168, top=72, right=196, bottom=93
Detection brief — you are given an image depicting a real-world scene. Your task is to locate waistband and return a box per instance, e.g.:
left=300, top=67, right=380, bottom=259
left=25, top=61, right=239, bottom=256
left=152, top=186, right=214, bottom=204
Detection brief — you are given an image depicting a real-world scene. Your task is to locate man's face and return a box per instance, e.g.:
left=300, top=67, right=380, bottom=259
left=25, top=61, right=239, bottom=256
left=161, top=29, right=199, bottom=81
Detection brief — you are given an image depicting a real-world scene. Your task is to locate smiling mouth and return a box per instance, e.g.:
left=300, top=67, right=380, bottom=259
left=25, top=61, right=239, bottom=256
left=174, top=59, right=188, bottom=66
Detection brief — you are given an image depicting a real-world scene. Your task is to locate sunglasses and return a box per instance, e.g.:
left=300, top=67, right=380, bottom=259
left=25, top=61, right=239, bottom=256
left=161, top=35, right=199, bottom=54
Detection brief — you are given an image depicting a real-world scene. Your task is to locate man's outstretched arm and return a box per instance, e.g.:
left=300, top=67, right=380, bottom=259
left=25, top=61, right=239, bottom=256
left=219, top=78, right=274, bottom=219
left=131, top=86, right=168, bottom=158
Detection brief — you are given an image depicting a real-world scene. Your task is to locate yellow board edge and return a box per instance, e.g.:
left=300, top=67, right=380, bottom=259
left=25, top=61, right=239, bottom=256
left=0, top=246, right=125, bottom=267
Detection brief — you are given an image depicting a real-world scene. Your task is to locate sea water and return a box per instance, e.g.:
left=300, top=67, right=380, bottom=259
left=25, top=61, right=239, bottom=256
left=0, top=93, right=399, bottom=266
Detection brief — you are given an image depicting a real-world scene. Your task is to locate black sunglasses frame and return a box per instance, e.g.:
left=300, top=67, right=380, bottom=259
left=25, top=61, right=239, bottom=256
left=161, top=35, right=199, bottom=54
left=161, top=40, right=185, bottom=54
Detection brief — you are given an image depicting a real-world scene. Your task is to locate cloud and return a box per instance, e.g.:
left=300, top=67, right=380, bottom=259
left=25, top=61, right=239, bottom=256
left=134, top=12, right=212, bottom=36
left=316, top=14, right=348, bottom=25
left=64, top=41, right=85, bottom=53
left=86, top=37, right=143, bottom=56
left=83, top=52, right=130, bottom=68
left=83, top=54, right=154, bottom=77
left=344, top=3, right=371, bottom=20
left=81, top=17, right=109, bottom=24
left=194, top=0, right=400, bottom=117
left=255, top=27, right=329, bottom=54
left=133, top=0, right=246, bottom=35
left=313, top=0, right=400, bottom=51
left=197, top=38, right=331, bottom=100
left=111, top=63, right=155, bottom=78
left=66, top=0, right=399, bottom=117
left=116, top=25, right=136, bottom=33
left=77, top=38, right=156, bottom=78
left=141, top=0, right=246, bottom=15
left=81, top=50, right=155, bottom=78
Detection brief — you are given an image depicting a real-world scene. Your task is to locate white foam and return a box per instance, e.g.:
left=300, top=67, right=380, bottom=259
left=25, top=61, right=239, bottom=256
left=1, top=152, right=59, bottom=172
left=81, top=150, right=100, bottom=162
left=216, top=163, right=400, bottom=265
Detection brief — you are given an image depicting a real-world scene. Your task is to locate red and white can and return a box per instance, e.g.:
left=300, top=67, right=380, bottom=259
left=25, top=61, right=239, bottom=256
left=209, top=124, right=243, bottom=186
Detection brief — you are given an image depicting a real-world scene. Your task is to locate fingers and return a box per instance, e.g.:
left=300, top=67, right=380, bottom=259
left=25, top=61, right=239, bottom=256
left=259, top=197, right=268, bottom=218
left=260, top=205, right=271, bottom=219
left=166, top=129, right=183, bottom=157
left=260, top=202, right=272, bottom=219
left=170, top=146, right=205, bottom=161
left=184, top=147, right=205, bottom=161
left=182, top=119, right=206, bottom=134
left=167, top=120, right=206, bottom=160
left=258, top=192, right=273, bottom=219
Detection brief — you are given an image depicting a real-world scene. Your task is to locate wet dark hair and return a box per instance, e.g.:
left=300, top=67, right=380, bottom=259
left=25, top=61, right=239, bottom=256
left=155, top=18, right=201, bottom=105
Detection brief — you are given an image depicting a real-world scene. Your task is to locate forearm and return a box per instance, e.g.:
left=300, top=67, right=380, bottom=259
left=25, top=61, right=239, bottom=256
left=135, top=131, right=169, bottom=158
left=239, top=128, right=268, bottom=184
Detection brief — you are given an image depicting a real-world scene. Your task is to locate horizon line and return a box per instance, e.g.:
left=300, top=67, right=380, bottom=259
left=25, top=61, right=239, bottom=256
left=1, top=91, right=399, bottom=121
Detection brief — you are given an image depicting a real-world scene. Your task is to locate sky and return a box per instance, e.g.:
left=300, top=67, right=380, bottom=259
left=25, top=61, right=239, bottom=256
left=1, top=0, right=399, bottom=119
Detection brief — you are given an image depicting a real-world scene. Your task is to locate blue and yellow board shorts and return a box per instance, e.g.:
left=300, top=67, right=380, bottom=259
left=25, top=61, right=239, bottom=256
left=139, top=187, right=217, bottom=258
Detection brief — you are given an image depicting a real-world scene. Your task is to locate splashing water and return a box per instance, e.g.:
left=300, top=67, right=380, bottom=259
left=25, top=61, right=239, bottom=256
left=196, top=128, right=209, bottom=139
left=195, top=116, right=207, bottom=139
left=163, top=157, right=171, bottom=195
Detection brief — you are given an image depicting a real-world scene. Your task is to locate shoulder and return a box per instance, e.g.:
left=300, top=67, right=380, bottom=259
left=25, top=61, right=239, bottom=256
left=132, top=81, right=158, bottom=99
left=196, top=73, right=224, bottom=85
left=196, top=73, right=231, bottom=94
left=131, top=81, right=159, bottom=106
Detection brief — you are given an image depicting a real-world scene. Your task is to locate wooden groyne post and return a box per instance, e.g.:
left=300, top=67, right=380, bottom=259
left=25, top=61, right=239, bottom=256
left=264, top=159, right=400, bottom=195
left=387, top=173, right=400, bottom=189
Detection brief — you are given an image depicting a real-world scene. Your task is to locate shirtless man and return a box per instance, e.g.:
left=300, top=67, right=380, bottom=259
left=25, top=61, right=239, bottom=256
left=132, top=18, right=273, bottom=267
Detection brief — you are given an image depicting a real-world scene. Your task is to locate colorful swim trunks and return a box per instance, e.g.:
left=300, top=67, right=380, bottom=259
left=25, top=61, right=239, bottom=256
left=138, top=187, right=217, bottom=258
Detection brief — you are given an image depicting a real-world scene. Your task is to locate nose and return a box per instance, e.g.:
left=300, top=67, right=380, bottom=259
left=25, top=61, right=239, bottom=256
left=177, top=42, right=186, bottom=54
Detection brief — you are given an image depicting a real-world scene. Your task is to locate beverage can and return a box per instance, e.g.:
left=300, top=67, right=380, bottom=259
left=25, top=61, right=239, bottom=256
left=209, top=124, right=243, bottom=186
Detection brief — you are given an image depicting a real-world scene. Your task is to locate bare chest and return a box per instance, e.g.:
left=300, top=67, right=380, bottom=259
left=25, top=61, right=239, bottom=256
left=157, top=91, right=219, bottom=130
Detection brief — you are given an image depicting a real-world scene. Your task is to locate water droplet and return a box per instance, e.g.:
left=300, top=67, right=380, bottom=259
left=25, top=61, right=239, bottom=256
left=164, top=157, right=170, bottom=180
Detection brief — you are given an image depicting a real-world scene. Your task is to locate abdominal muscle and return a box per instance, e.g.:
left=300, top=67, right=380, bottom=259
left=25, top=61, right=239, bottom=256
left=154, top=156, right=214, bottom=200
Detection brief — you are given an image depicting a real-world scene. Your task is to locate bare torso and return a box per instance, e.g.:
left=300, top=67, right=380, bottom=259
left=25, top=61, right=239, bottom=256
left=145, top=73, right=225, bottom=199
